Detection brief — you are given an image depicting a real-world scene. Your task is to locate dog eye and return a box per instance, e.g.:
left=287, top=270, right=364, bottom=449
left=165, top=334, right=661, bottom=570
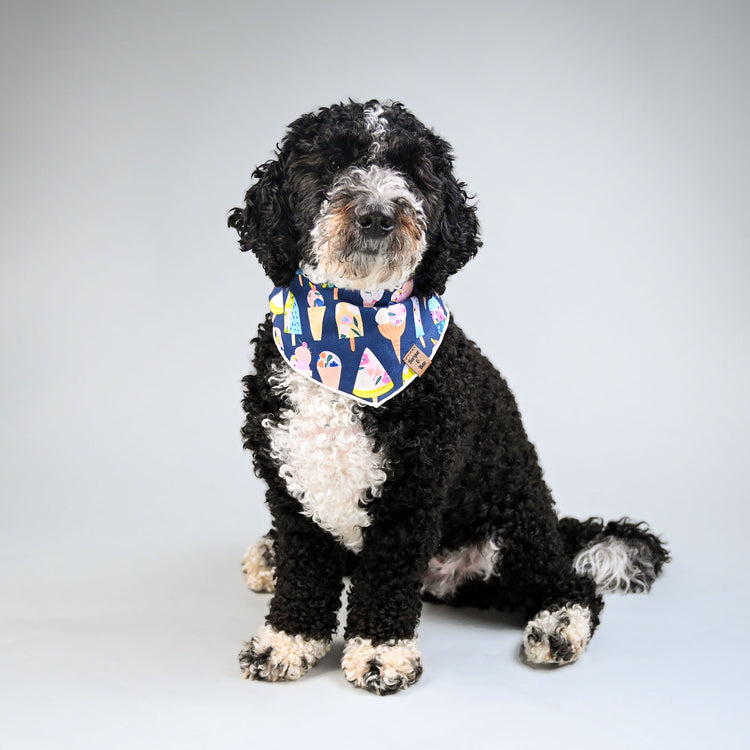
left=327, top=157, right=342, bottom=171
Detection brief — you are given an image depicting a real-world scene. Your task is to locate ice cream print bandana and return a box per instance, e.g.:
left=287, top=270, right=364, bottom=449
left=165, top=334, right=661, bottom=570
left=269, top=270, right=450, bottom=407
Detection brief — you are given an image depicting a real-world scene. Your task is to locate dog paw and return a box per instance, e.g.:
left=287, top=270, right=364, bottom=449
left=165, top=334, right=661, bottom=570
left=240, top=624, right=329, bottom=681
left=523, top=604, right=592, bottom=665
left=242, top=536, right=276, bottom=593
left=342, top=637, right=423, bottom=695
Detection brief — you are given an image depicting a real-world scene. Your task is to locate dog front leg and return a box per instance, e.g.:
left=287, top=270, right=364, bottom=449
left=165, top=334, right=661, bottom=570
left=342, top=509, right=439, bottom=695
left=240, top=507, right=345, bottom=681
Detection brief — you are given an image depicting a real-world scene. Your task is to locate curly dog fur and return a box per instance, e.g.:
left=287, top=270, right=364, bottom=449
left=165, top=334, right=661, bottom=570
left=229, top=100, right=669, bottom=694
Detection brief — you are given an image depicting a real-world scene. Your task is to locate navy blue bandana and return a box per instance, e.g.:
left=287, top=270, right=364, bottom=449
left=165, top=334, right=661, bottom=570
left=269, top=271, right=450, bottom=407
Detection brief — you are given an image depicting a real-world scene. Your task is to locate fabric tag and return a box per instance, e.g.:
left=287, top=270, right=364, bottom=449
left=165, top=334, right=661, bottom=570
left=403, top=344, right=431, bottom=376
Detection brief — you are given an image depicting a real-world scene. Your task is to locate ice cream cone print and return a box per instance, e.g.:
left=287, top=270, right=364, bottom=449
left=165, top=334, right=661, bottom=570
left=353, top=348, right=393, bottom=402
left=411, top=297, right=425, bottom=347
left=335, top=302, right=363, bottom=351
left=307, top=308, right=325, bottom=340
left=273, top=326, right=284, bottom=354
left=284, top=292, right=302, bottom=345
left=316, top=351, right=342, bottom=390
left=375, top=303, right=407, bottom=361
left=269, top=290, right=285, bottom=316
left=360, top=290, right=384, bottom=308
left=290, top=343, right=312, bottom=376
left=307, top=288, right=325, bottom=341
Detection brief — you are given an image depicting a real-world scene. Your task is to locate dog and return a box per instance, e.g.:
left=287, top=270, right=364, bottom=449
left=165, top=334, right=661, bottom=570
left=228, top=100, right=669, bottom=695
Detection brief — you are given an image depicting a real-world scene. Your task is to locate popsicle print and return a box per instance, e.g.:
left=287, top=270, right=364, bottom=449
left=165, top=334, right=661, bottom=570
left=284, top=292, right=302, bottom=345
left=390, top=279, right=414, bottom=303
left=428, top=297, right=447, bottom=336
left=335, top=302, right=363, bottom=351
left=411, top=297, right=425, bottom=347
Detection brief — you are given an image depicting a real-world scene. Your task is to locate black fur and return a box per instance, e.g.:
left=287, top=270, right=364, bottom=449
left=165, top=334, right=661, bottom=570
left=230, top=100, right=669, bottom=687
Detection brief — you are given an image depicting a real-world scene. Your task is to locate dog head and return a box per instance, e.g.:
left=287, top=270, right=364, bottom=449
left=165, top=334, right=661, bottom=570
left=229, top=100, right=480, bottom=295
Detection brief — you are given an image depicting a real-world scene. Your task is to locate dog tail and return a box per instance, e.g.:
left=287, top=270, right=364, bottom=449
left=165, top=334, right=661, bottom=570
left=558, top=516, right=670, bottom=594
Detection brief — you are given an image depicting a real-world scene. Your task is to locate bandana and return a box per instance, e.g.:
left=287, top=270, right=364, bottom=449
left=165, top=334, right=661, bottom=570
left=269, top=270, right=450, bottom=407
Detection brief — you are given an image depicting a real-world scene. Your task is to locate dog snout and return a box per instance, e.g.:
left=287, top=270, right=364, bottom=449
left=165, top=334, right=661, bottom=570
left=356, top=208, right=395, bottom=239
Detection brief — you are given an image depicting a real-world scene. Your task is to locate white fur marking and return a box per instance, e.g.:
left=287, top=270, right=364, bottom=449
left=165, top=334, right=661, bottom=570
left=342, top=636, right=422, bottom=694
left=265, top=365, right=387, bottom=552
left=422, top=537, right=501, bottom=598
left=573, top=537, right=655, bottom=594
left=523, top=605, right=592, bottom=665
left=363, top=104, right=388, bottom=157
left=240, top=624, right=329, bottom=681
left=242, top=536, right=276, bottom=593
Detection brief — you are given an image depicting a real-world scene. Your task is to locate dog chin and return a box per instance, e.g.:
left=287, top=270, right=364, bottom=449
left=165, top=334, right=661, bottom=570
left=302, top=249, right=417, bottom=291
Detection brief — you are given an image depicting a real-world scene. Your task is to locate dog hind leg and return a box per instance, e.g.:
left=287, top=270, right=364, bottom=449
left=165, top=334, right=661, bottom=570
left=521, top=573, right=603, bottom=666
left=520, top=517, right=668, bottom=664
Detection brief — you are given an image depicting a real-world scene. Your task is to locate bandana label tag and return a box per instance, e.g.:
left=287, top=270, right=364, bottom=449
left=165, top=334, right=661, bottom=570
left=403, top=344, right=431, bottom=377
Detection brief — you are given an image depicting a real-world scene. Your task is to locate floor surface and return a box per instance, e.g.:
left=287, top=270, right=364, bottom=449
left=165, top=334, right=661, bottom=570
left=2, top=526, right=744, bottom=750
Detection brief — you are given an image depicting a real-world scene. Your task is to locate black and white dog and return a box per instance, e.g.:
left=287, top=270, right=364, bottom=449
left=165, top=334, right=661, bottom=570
left=229, top=100, right=668, bottom=695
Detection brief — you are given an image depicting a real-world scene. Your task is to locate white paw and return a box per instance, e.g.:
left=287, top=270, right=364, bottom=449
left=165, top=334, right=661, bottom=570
left=342, top=636, right=423, bottom=695
left=242, top=536, right=276, bottom=593
left=523, top=604, right=592, bottom=665
left=239, top=625, right=329, bottom=681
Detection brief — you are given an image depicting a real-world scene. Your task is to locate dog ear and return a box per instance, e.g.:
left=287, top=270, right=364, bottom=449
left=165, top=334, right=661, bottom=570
left=414, top=154, right=481, bottom=297
left=228, top=157, right=300, bottom=287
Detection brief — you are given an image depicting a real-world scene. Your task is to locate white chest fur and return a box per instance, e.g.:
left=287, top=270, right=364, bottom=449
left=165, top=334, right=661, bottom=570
left=264, top=365, right=388, bottom=552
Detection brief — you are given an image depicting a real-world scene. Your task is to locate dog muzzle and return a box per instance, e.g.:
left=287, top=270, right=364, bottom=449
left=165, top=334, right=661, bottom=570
left=268, top=271, right=450, bottom=406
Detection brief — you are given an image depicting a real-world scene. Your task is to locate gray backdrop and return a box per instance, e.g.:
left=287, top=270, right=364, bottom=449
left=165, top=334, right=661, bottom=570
left=2, top=1, right=748, bottom=747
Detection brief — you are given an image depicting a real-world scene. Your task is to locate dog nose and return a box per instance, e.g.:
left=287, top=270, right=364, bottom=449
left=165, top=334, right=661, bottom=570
left=356, top=209, right=394, bottom=238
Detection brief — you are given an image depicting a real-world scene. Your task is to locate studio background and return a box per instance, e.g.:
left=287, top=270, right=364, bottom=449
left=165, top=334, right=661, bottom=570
left=1, top=1, right=747, bottom=747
